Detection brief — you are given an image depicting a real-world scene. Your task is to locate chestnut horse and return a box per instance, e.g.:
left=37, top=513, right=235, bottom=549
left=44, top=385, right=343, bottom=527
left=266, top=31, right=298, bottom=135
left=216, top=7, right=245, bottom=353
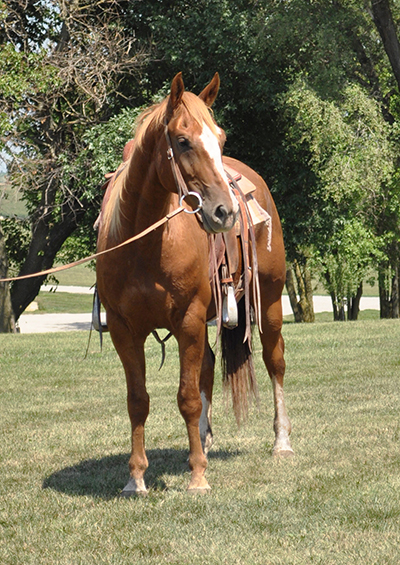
left=96, top=73, right=293, bottom=496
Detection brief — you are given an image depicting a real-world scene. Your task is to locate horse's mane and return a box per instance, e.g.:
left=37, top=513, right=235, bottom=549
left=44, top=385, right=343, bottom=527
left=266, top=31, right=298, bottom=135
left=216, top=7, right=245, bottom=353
left=101, top=92, right=219, bottom=239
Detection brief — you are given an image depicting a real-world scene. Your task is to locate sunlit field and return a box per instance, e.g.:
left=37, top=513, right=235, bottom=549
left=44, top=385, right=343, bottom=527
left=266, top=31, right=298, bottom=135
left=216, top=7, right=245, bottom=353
left=1, top=319, right=400, bottom=564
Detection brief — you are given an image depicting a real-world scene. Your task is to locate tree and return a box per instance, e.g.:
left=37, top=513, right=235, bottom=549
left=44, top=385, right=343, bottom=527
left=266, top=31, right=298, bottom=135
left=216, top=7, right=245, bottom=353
left=369, top=0, right=400, bottom=317
left=126, top=0, right=399, bottom=321
left=285, top=255, right=315, bottom=323
left=371, top=0, right=400, bottom=92
left=3, top=0, right=400, bottom=326
left=0, top=221, right=16, bottom=332
left=281, top=80, right=394, bottom=319
left=80, top=0, right=400, bottom=322
left=0, top=0, right=147, bottom=321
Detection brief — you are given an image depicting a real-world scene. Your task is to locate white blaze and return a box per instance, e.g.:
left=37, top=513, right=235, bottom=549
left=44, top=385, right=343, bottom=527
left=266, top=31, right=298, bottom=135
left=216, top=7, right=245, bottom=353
left=199, top=125, right=239, bottom=212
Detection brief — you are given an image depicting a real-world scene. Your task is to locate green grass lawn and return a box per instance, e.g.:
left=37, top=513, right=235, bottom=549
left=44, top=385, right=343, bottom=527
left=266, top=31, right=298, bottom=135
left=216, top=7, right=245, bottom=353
left=0, top=176, right=27, bottom=218
left=1, top=320, right=400, bottom=564
left=283, top=308, right=380, bottom=324
left=51, top=264, right=96, bottom=287
left=32, top=291, right=94, bottom=314
left=22, top=264, right=95, bottom=314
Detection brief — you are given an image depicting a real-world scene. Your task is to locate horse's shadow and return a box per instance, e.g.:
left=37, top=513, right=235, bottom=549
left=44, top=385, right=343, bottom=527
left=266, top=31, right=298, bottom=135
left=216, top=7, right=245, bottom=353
left=42, top=448, right=238, bottom=499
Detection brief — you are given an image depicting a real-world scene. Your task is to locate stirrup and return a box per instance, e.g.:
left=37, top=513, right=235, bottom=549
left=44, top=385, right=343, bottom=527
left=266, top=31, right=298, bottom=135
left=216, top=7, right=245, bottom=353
left=222, top=285, right=238, bottom=329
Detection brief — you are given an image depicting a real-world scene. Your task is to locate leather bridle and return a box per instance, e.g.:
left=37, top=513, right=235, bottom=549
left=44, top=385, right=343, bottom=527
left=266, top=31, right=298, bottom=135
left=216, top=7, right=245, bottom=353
left=164, top=120, right=203, bottom=215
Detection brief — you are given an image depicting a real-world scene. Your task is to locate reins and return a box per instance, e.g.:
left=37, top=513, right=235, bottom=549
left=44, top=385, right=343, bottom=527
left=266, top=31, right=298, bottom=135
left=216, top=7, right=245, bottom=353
left=164, top=120, right=204, bottom=214
left=1, top=125, right=203, bottom=285
left=0, top=205, right=188, bottom=283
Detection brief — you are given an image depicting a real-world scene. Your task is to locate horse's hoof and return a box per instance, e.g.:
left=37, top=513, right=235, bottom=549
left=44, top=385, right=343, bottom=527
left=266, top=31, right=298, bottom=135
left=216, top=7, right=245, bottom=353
left=187, top=474, right=211, bottom=493
left=272, top=448, right=294, bottom=458
left=120, top=477, right=148, bottom=497
left=119, top=489, right=148, bottom=498
left=187, top=486, right=211, bottom=495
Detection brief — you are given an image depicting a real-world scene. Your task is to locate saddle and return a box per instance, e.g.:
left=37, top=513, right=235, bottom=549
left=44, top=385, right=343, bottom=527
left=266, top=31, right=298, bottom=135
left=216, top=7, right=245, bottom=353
left=209, top=166, right=272, bottom=342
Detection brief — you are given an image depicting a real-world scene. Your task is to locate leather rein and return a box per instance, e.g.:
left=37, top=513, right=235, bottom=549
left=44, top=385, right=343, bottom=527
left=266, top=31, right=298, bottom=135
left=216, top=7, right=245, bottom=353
left=0, top=205, right=188, bottom=284
left=0, top=125, right=199, bottom=285
left=2, top=127, right=263, bottom=349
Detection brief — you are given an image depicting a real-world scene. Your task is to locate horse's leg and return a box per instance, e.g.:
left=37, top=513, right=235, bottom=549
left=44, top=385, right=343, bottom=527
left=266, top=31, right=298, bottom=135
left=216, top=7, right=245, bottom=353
left=260, top=298, right=294, bottom=457
left=107, top=312, right=149, bottom=496
left=177, top=313, right=211, bottom=492
left=199, top=328, right=215, bottom=455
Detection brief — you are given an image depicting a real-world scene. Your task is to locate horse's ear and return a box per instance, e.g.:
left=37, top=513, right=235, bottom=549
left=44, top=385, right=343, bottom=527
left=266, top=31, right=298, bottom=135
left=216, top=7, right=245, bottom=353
left=166, top=72, right=185, bottom=120
left=198, top=73, right=220, bottom=107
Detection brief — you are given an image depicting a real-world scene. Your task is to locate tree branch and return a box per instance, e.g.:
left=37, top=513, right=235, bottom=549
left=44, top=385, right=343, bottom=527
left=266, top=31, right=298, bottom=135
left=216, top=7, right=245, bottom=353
left=371, top=0, right=400, bottom=92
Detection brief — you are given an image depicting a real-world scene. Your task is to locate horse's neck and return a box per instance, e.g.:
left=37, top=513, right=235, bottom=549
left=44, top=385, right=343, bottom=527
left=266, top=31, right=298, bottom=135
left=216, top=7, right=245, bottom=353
left=120, top=148, right=175, bottom=237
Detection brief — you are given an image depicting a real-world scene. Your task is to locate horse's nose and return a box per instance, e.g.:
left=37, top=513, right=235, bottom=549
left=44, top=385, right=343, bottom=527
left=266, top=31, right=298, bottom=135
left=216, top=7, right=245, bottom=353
left=211, top=203, right=237, bottom=231
left=214, top=204, right=229, bottom=224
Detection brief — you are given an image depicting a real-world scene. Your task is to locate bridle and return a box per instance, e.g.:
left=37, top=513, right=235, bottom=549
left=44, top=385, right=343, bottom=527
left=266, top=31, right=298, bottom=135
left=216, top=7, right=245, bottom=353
left=164, top=120, right=203, bottom=215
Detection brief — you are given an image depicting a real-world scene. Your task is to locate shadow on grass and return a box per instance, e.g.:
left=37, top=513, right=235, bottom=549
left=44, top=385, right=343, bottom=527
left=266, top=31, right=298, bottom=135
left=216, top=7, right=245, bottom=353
left=42, top=448, right=239, bottom=499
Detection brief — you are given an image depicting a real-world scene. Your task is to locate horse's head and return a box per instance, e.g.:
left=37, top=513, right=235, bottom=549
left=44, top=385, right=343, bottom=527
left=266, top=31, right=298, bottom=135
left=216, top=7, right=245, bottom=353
left=161, top=73, right=239, bottom=233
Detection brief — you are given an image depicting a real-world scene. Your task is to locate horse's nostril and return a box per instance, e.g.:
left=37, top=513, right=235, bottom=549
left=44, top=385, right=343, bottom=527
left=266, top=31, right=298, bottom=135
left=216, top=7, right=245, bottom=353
left=214, top=204, right=228, bottom=223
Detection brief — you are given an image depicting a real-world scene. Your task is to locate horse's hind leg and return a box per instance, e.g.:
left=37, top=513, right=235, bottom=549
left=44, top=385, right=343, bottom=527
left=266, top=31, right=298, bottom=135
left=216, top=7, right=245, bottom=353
left=260, top=299, right=294, bottom=457
left=199, top=328, right=215, bottom=455
left=107, top=312, right=149, bottom=496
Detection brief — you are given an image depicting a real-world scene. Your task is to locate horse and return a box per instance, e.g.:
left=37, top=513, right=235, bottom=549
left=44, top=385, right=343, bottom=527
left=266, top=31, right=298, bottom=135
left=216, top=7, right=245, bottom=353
left=96, top=72, right=293, bottom=496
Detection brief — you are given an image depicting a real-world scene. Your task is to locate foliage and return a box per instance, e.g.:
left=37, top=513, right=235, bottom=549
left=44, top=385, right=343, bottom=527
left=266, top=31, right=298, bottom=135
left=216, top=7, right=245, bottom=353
left=0, top=0, right=148, bottom=319
left=0, top=216, right=30, bottom=276
left=2, top=0, right=400, bottom=321
left=312, top=218, right=383, bottom=307
left=77, top=107, right=142, bottom=193
left=283, top=81, right=394, bottom=207
left=123, top=0, right=400, bottom=319
left=56, top=106, right=143, bottom=261
left=0, top=0, right=145, bottom=212
left=280, top=79, right=397, bottom=311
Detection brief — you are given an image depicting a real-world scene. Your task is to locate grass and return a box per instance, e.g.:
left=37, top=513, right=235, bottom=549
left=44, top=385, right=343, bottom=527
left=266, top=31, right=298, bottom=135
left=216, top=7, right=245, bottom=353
left=50, top=264, right=96, bottom=287
left=22, top=265, right=95, bottom=314
left=32, top=291, right=94, bottom=314
left=310, top=277, right=379, bottom=297
left=1, top=320, right=400, bottom=564
left=283, top=308, right=380, bottom=324
left=0, top=176, right=27, bottom=218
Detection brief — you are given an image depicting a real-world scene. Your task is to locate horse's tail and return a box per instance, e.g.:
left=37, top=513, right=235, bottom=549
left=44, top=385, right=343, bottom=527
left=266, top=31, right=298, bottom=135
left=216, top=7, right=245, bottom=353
left=221, top=298, right=258, bottom=425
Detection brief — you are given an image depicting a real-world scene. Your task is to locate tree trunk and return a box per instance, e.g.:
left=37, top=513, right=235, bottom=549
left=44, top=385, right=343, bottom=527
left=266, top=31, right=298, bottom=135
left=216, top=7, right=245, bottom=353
left=330, top=291, right=339, bottom=320
left=378, top=265, right=392, bottom=318
left=347, top=282, right=363, bottom=321
left=286, top=267, right=303, bottom=322
left=0, top=222, right=17, bottom=333
left=330, top=291, right=346, bottom=321
left=285, top=259, right=315, bottom=323
left=11, top=207, right=85, bottom=321
left=391, top=266, right=399, bottom=318
left=371, top=0, right=400, bottom=93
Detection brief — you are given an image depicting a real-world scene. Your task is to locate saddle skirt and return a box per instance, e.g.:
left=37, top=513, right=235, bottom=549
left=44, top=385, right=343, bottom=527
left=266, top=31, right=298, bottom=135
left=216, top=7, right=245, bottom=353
left=224, top=164, right=272, bottom=247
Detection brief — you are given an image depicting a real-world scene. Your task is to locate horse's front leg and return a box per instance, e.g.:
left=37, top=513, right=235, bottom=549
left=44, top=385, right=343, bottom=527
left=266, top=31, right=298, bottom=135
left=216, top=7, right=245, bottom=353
left=107, top=312, right=149, bottom=496
left=177, top=311, right=211, bottom=493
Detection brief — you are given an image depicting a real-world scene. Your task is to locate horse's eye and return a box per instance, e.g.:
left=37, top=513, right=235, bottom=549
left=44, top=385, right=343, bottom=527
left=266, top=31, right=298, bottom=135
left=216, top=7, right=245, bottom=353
left=177, top=137, right=190, bottom=149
